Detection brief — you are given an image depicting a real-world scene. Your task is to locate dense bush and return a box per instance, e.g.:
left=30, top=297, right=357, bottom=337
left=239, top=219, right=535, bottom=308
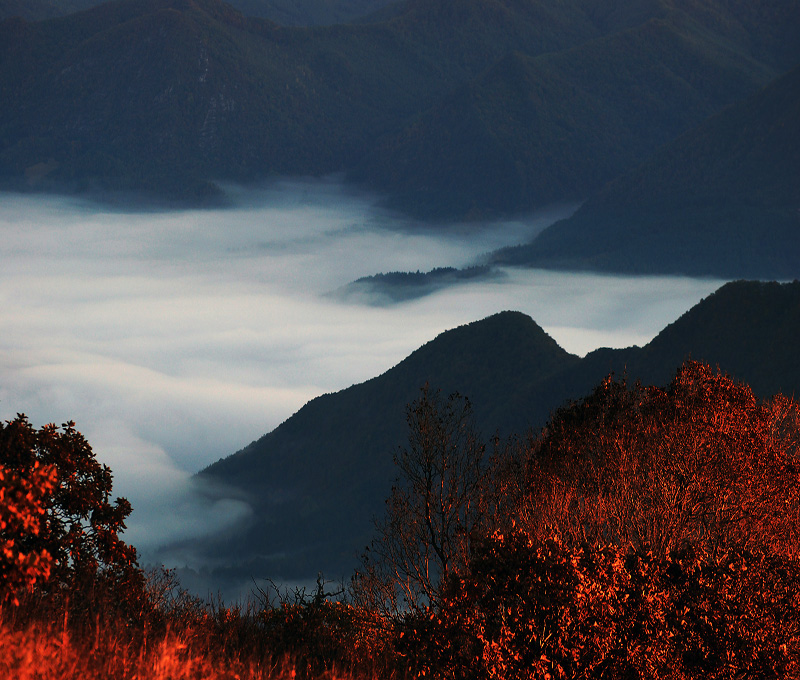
left=519, top=361, right=800, bottom=557
left=257, top=578, right=399, bottom=678
left=0, top=458, right=56, bottom=605
left=0, top=415, right=144, bottom=612
left=402, top=530, right=800, bottom=679
left=375, top=361, right=800, bottom=678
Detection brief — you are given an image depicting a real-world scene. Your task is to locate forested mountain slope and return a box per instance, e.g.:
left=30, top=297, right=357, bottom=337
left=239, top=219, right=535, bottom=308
left=351, top=11, right=776, bottom=217
left=496, top=63, right=800, bottom=277
left=0, top=0, right=396, bottom=26
left=189, top=280, right=800, bottom=586
left=0, top=0, right=100, bottom=20
left=1, top=0, right=797, bottom=216
left=194, top=311, right=578, bottom=578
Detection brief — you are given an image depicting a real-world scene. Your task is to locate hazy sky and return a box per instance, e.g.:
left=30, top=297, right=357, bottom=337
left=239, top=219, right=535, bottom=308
left=0, top=180, right=726, bottom=559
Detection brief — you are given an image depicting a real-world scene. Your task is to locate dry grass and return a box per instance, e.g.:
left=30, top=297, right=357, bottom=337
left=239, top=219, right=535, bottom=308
left=0, top=604, right=373, bottom=680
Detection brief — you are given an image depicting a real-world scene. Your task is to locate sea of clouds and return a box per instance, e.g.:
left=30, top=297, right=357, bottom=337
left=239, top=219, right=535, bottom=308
left=0, top=179, right=726, bottom=567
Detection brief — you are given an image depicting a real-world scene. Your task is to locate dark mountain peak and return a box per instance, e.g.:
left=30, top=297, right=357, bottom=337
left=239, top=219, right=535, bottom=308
left=388, top=310, right=577, bottom=390
left=37, top=0, right=253, bottom=47
left=190, top=281, right=800, bottom=589
left=196, top=308, right=580, bottom=579
left=2, top=0, right=797, bottom=213
left=509, top=64, right=800, bottom=278
left=696, top=278, right=800, bottom=304
left=640, top=280, right=800, bottom=396
left=589, top=62, right=800, bottom=212
left=648, top=280, right=800, bottom=347
left=206, top=309, right=576, bottom=477
left=416, top=310, right=553, bottom=350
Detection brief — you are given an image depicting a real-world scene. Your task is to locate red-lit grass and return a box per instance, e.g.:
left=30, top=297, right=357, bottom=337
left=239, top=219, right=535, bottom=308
left=1, top=603, right=281, bottom=680
left=1, top=614, right=231, bottom=679
left=0, top=586, right=398, bottom=680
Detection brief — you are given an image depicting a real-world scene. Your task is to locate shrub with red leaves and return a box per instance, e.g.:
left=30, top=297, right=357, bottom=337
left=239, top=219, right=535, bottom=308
left=0, top=459, right=56, bottom=604
left=0, top=415, right=143, bottom=612
left=402, top=529, right=800, bottom=679
left=395, top=362, right=800, bottom=679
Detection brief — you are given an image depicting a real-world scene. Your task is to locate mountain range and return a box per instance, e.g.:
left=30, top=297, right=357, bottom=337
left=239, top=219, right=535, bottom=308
left=179, top=280, right=800, bottom=591
left=0, top=0, right=395, bottom=25
left=494, top=62, right=800, bottom=278
left=1, top=0, right=797, bottom=221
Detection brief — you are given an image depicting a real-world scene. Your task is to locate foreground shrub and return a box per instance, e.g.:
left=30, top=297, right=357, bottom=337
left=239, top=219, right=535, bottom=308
left=391, top=363, right=800, bottom=678
left=257, top=577, right=401, bottom=679
left=521, top=361, right=800, bottom=557
left=0, top=415, right=144, bottom=614
left=0, top=600, right=295, bottom=680
left=402, top=529, right=800, bottom=679
left=0, top=459, right=56, bottom=604
left=5, top=362, right=799, bottom=679
left=0, top=414, right=401, bottom=679
left=0, top=582, right=397, bottom=680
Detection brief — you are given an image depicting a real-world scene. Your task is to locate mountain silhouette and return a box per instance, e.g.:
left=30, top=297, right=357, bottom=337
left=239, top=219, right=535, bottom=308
left=185, top=280, right=800, bottom=590
left=496, top=64, right=800, bottom=277
left=2, top=0, right=797, bottom=218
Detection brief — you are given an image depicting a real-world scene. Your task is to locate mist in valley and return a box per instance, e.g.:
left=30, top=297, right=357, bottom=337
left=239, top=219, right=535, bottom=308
left=0, top=180, right=727, bottom=585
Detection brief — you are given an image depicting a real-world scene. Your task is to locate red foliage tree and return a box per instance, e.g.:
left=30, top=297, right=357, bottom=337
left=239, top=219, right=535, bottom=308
left=0, top=459, right=56, bottom=605
left=396, top=362, right=800, bottom=678
left=0, top=415, right=143, bottom=608
left=412, top=530, right=800, bottom=680
left=521, top=361, right=800, bottom=557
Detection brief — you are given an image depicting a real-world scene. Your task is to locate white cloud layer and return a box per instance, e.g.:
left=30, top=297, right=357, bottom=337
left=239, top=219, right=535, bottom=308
left=0, top=180, right=726, bottom=562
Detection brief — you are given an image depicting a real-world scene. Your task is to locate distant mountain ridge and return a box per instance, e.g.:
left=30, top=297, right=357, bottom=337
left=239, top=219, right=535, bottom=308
left=351, top=8, right=780, bottom=217
left=0, top=0, right=396, bottom=25
left=1, top=0, right=797, bottom=217
left=185, top=280, right=800, bottom=590
left=495, top=63, right=800, bottom=278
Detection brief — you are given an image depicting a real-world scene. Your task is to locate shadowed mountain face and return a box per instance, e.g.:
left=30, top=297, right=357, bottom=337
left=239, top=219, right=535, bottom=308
left=349, top=8, right=781, bottom=217
left=495, top=63, right=800, bottom=278
left=0, top=0, right=101, bottom=21
left=192, top=310, right=580, bottom=580
left=1, top=0, right=797, bottom=215
left=188, top=280, right=800, bottom=588
left=0, top=0, right=397, bottom=26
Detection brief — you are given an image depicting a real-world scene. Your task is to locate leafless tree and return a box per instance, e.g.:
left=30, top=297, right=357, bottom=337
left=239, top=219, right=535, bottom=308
left=352, top=385, right=489, bottom=618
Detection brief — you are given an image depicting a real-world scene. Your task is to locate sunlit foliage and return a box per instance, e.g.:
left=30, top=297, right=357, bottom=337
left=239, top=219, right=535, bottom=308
left=2, top=361, right=799, bottom=679
left=0, top=458, right=56, bottom=605
left=405, top=531, right=800, bottom=679
left=0, top=415, right=143, bottom=610
left=256, top=577, right=398, bottom=678
left=0, top=596, right=390, bottom=680
left=519, top=360, right=800, bottom=556
left=373, top=361, right=800, bottom=678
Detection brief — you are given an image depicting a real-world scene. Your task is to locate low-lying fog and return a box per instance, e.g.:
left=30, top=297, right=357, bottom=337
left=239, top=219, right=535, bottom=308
left=0, top=179, right=726, bottom=572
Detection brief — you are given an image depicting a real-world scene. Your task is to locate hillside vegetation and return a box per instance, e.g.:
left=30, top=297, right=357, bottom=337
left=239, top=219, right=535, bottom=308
left=193, top=280, right=800, bottom=586
left=496, top=63, right=800, bottom=277
left=3, top=358, right=800, bottom=678
left=0, top=0, right=396, bottom=25
left=1, top=0, right=797, bottom=216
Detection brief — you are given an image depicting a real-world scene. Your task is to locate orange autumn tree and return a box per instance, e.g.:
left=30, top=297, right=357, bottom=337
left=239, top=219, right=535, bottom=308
left=520, top=360, right=800, bottom=556
left=0, top=415, right=143, bottom=608
left=399, top=362, right=800, bottom=679
left=0, top=457, right=56, bottom=605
